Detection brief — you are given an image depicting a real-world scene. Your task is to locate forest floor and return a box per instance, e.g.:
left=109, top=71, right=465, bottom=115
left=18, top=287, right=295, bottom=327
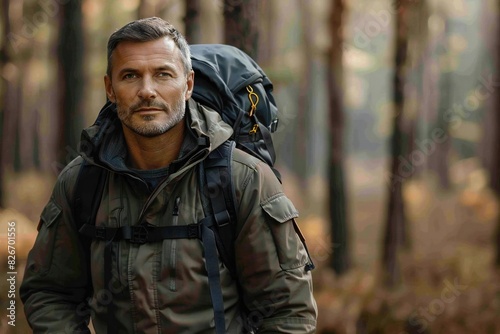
left=1, top=160, right=500, bottom=333
left=295, top=157, right=500, bottom=334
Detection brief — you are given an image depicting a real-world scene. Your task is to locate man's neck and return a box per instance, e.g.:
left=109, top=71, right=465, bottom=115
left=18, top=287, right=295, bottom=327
left=122, top=119, right=185, bottom=170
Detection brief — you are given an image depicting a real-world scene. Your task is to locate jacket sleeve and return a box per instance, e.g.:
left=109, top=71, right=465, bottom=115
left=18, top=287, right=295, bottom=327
left=20, top=159, right=92, bottom=334
left=233, top=158, right=318, bottom=333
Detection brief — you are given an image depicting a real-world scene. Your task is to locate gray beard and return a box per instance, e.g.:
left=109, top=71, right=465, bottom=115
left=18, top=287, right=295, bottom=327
left=118, top=98, right=186, bottom=138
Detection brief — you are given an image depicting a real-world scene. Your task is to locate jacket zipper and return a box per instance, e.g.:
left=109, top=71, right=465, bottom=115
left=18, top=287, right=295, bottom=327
left=169, top=197, right=181, bottom=291
left=135, top=148, right=209, bottom=225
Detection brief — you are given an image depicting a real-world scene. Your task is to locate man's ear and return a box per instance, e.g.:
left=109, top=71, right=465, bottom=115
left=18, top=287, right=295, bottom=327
left=104, top=75, right=116, bottom=103
left=184, top=70, right=194, bottom=100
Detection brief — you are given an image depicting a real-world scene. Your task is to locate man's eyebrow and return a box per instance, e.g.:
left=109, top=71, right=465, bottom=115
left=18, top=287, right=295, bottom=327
left=155, top=65, right=176, bottom=72
left=118, top=68, right=138, bottom=76
left=118, top=65, right=176, bottom=73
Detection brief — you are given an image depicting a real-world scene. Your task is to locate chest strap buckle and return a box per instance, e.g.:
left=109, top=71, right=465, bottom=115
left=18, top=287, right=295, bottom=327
left=130, top=225, right=149, bottom=244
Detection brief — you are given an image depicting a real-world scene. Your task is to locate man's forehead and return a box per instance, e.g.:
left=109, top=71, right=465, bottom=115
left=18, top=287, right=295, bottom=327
left=110, top=37, right=183, bottom=74
left=113, top=37, right=178, bottom=58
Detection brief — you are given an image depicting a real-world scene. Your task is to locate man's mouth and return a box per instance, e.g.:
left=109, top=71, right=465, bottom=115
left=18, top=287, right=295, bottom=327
left=135, top=107, right=163, bottom=113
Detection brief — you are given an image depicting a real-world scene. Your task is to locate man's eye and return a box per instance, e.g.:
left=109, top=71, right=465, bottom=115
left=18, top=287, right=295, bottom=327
left=123, top=73, right=137, bottom=79
left=158, top=72, right=172, bottom=77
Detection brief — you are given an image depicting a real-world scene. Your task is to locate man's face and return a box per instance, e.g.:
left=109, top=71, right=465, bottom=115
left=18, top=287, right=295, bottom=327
left=104, top=37, right=194, bottom=137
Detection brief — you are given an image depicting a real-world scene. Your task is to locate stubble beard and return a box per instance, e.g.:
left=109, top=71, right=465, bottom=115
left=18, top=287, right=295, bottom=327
left=116, top=95, right=186, bottom=138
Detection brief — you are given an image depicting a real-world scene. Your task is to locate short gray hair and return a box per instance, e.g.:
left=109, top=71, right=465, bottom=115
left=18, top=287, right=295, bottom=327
left=106, top=17, right=191, bottom=76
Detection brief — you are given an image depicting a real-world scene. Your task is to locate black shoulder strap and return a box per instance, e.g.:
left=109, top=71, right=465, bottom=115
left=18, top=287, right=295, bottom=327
left=197, top=140, right=238, bottom=334
left=73, top=160, right=117, bottom=332
left=199, top=140, right=238, bottom=278
left=73, top=160, right=109, bottom=244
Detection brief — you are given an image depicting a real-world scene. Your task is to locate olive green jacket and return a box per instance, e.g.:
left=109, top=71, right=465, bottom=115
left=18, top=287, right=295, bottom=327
left=20, top=99, right=317, bottom=333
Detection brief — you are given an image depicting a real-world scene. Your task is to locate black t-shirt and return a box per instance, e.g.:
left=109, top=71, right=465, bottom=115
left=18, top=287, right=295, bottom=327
left=129, top=122, right=199, bottom=192
left=132, top=166, right=170, bottom=191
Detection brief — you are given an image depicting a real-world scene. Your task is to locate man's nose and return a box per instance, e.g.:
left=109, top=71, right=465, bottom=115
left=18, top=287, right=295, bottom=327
left=138, top=77, right=157, bottom=99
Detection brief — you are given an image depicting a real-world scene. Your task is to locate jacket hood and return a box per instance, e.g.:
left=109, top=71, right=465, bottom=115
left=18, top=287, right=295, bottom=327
left=78, top=99, right=233, bottom=168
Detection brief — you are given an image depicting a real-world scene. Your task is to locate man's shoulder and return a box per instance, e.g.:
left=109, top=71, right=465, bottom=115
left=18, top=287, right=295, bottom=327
left=230, top=147, right=281, bottom=189
left=231, top=147, right=278, bottom=177
left=58, top=156, right=86, bottom=180
left=46, top=156, right=87, bottom=204
left=53, top=156, right=87, bottom=195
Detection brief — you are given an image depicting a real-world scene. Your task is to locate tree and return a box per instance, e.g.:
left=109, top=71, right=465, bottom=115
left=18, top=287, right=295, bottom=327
left=223, top=0, right=260, bottom=60
left=1, top=0, right=23, bottom=180
left=257, top=0, right=277, bottom=65
left=295, top=0, right=314, bottom=185
left=327, top=0, right=349, bottom=274
left=433, top=13, right=452, bottom=189
left=382, top=0, right=411, bottom=286
left=0, top=0, right=11, bottom=206
left=494, top=0, right=500, bottom=266
left=184, top=0, right=202, bottom=43
left=57, top=0, right=85, bottom=167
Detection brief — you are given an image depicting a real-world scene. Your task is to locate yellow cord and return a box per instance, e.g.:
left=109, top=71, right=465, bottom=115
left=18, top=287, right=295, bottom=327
left=246, top=86, right=259, bottom=117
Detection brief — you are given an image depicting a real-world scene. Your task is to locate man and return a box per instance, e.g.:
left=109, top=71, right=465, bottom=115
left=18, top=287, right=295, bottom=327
left=20, top=17, right=317, bottom=333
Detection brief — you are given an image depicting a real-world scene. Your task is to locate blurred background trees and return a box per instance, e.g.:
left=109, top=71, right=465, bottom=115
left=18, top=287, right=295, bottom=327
left=1, top=0, right=500, bottom=333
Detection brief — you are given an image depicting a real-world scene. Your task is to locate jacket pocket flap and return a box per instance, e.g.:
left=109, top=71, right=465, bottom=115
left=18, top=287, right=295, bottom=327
left=40, top=200, right=62, bottom=228
left=261, top=194, right=299, bottom=223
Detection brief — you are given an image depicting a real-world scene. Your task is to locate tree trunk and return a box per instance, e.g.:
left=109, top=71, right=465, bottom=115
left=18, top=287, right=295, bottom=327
left=382, top=0, right=410, bottom=287
left=257, top=0, right=277, bottom=65
left=1, top=0, right=23, bottom=183
left=0, top=0, right=11, bottom=206
left=434, top=16, right=452, bottom=189
left=328, top=0, right=349, bottom=275
left=57, top=0, right=85, bottom=167
left=223, top=0, right=260, bottom=60
left=479, top=2, right=497, bottom=183
left=494, top=0, right=500, bottom=267
left=184, top=0, right=201, bottom=43
left=295, top=0, right=313, bottom=184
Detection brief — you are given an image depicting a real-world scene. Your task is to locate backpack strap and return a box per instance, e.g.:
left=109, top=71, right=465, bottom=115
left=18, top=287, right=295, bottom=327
left=79, top=223, right=202, bottom=243
left=73, top=160, right=108, bottom=238
left=198, top=140, right=239, bottom=334
left=200, top=140, right=238, bottom=277
left=72, top=160, right=114, bottom=332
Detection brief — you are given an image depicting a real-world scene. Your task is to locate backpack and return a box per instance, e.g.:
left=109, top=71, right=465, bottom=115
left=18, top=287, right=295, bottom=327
left=73, top=44, right=314, bottom=334
left=190, top=44, right=279, bottom=170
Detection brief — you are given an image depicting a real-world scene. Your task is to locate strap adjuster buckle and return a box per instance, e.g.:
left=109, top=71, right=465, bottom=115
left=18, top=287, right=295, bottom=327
left=95, top=226, right=106, bottom=240
left=130, top=226, right=149, bottom=244
left=187, top=224, right=201, bottom=238
left=214, top=210, right=231, bottom=227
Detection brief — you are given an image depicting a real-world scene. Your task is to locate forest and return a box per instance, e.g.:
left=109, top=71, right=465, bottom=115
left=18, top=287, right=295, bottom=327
left=1, top=0, right=500, bottom=333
